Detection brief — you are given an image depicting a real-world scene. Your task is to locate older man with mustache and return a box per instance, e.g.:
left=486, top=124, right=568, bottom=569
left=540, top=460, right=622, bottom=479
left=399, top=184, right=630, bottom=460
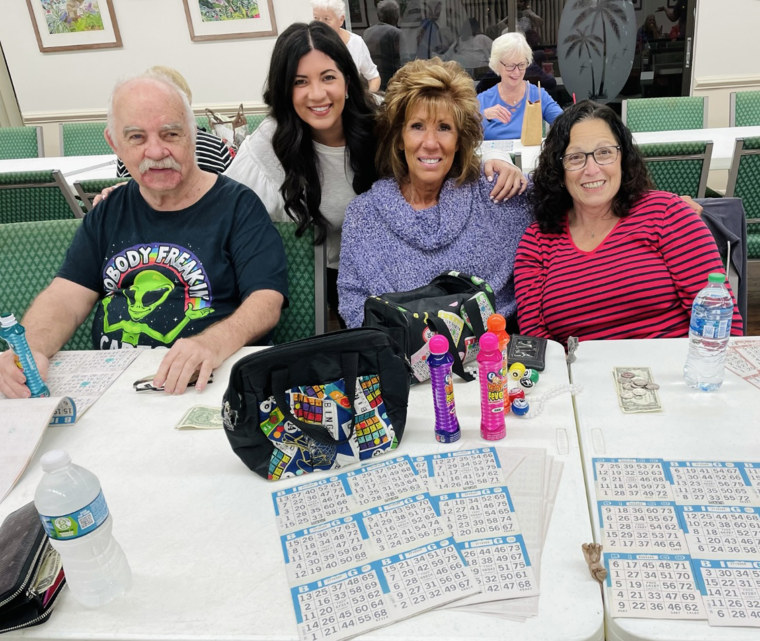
left=0, top=71, right=288, bottom=398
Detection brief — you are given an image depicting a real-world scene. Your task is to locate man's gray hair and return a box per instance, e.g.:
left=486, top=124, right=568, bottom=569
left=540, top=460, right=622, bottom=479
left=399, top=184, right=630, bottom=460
left=106, top=71, right=196, bottom=145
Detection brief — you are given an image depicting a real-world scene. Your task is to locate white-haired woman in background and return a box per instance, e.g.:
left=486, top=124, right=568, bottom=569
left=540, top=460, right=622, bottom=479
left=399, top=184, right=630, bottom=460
left=311, top=0, right=381, bottom=93
left=478, top=31, right=562, bottom=140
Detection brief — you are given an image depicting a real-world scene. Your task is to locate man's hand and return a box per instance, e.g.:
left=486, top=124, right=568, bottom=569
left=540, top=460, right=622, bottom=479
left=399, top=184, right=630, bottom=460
left=0, top=349, right=50, bottom=399
left=151, top=336, right=221, bottom=395
left=484, top=159, right=529, bottom=202
left=483, top=105, right=514, bottom=124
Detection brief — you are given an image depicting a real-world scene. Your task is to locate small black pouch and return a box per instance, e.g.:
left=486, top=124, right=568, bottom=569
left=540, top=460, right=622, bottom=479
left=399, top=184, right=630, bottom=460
left=0, top=502, right=66, bottom=634
left=222, top=328, right=411, bottom=480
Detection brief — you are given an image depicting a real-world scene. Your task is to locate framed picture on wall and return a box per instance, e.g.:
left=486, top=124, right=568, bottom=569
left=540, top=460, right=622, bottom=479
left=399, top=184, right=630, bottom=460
left=25, top=0, right=122, bottom=53
left=182, top=0, right=277, bottom=41
left=348, top=0, right=368, bottom=29
left=632, top=0, right=642, bottom=10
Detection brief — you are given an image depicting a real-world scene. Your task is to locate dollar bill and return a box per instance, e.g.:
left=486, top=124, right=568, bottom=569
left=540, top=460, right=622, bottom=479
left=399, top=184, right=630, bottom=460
left=612, top=367, right=662, bottom=413
left=175, top=405, right=224, bottom=430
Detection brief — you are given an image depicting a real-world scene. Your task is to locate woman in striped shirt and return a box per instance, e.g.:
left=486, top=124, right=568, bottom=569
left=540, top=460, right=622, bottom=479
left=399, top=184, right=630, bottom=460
left=514, top=100, right=743, bottom=346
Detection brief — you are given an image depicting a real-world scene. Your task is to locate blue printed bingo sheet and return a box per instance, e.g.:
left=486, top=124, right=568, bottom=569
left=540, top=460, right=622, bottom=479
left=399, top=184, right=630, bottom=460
left=273, top=455, right=478, bottom=641
left=273, top=449, right=540, bottom=641
left=593, top=458, right=760, bottom=626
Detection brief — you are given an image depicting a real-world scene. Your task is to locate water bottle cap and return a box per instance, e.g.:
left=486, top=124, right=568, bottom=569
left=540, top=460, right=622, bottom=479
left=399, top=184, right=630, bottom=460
left=428, top=334, right=449, bottom=355
left=486, top=314, right=506, bottom=332
left=707, top=272, right=726, bottom=284
left=0, top=314, right=17, bottom=328
left=479, top=332, right=498, bottom=351
left=40, top=450, right=71, bottom=472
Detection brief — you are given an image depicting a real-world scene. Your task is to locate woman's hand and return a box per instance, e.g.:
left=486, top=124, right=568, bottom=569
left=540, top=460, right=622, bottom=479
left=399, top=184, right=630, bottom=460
left=92, top=181, right=127, bottom=206
left=484, top=159, right=528, bottom=202
left=483, top=105, right=513, bottom=124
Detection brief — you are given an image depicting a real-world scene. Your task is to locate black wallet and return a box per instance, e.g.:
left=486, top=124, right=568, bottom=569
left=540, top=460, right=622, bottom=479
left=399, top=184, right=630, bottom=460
left=0, top=502, right=66, bottom=634
left=507, top=334, right=547, bottom=371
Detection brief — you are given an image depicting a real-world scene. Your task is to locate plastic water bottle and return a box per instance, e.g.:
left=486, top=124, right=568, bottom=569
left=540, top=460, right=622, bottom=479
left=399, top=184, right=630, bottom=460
left=486, top=314, right=510, bottom=410
left=427, top=334, right=461, bottom=443
left=477, top=332, right=506, bottom=440
left=683, top=272, right=734, bottom=391
left=34, top=450, right=131, bottom=608
left=0, top=313, right=49, bottom=397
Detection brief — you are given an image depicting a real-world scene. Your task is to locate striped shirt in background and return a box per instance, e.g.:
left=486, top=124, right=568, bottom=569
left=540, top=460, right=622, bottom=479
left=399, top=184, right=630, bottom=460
left=116, top=129, right=232, bottom=177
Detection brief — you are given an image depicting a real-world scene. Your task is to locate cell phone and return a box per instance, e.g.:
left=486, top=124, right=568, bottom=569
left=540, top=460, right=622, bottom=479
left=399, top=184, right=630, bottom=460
left=507, top=334, right=547, bottom=371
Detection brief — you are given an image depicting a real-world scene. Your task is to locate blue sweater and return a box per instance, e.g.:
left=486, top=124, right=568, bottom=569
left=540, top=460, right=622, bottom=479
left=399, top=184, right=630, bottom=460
left=478, top=82, right=563, bottom=140
left=338, top=175, right=534, bottom=328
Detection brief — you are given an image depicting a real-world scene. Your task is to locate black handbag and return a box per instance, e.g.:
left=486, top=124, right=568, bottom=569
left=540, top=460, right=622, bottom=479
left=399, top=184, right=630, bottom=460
left=362, top=271, right=496, bottom=383
left=0, top=502, right=66, bottom=634
left=222, top=328, right=411, bottom=480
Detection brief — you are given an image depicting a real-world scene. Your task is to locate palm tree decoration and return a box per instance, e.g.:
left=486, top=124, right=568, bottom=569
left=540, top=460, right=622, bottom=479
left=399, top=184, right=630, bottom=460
left=563, top=27, right=603, bottom=98
left=566, top=0, right=628, bottom=98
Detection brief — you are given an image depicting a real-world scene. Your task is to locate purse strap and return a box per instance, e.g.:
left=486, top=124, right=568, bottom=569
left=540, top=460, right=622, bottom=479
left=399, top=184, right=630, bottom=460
left=426, top=315, right=475, bottom=382
left=270, top=352, right=359, bottom=445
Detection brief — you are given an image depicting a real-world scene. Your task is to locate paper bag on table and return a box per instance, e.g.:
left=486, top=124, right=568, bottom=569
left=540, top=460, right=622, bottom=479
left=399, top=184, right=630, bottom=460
left=520, top=82, right=543, bottom=146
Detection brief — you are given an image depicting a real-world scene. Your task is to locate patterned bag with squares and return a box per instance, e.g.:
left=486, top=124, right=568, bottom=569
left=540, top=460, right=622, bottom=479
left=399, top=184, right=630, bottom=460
left=222, top=328, right=411, bottom=480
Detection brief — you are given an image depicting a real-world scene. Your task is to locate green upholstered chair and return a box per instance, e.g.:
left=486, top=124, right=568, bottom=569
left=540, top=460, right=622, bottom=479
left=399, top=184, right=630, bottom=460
left=730, top=90, right=760, bottom=127
left=0, top=169, right=84, bottom=223
left=0, top=126, right=43, bottom=159
left=59, top=122, right=111, bottom=156
left=0, top=219, right=95, bottom=351
left=725, top=136, right=760, bottom=261
left=272, top=222, right=327, bottom=344
left=622, top=96, right=708, bottom=132
left=637, top=140, right=713, bottom=198
left=73, top=177, right=131, bottom=212
left=246, top=114, right=267, bottom=135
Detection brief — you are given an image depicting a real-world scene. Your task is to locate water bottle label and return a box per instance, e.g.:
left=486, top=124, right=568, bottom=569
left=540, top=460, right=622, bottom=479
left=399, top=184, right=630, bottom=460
left=38, top=490, right=109, bottom=540
left=690, top=317, right=730, bottom=340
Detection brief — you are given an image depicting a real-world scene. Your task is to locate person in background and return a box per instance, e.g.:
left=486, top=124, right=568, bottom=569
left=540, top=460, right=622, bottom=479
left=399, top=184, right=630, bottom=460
left=362, top=0, right=401, bottom=91
left=442, top=18, right=493, bottom=73
left=478, top=31, right=562, bottom=140
left=0, top=71, right=288, bottom=398
left=514, top=100, right=743, bottom=347
left=416, top=0, right=454, bottom=59
left=517, top=0, right=543, bottom=40
left=338, top=58, right=532, bottom=330
left=115, top=66, right=231, bottom=178
left=637, top=13, right=662, bottom=48
left=311, top=0, right=381, bottom=93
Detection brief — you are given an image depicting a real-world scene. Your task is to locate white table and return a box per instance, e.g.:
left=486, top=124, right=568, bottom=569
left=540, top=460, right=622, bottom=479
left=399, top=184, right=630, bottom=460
left=482, top=125, right=760, bottom=174
left=0, top=154, right=118, bottom=187
left=571, top=337, right=760, bottom=641
left=0, top=340, right=602, bottom=641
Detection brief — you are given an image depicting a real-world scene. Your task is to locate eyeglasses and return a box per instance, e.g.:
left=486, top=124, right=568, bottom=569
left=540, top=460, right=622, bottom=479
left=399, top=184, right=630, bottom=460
left=560, top=145, right=621, bottom=171
left=500, top=60, right=529, bottom=72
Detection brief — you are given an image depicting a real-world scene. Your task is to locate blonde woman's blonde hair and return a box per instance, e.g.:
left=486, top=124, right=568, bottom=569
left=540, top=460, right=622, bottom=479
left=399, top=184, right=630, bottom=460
left=376, top=57, right=482, bottom=186
left=146, top=66, right=193, bottom=103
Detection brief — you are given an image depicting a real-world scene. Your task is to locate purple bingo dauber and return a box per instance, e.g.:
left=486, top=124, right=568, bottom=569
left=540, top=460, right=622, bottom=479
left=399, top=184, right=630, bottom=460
left=426, top=334, right=461, bottom=443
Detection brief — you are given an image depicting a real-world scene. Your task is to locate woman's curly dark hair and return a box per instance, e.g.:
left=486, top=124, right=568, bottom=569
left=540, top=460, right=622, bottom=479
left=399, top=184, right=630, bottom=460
left=530, top=100, right=652, bottom=234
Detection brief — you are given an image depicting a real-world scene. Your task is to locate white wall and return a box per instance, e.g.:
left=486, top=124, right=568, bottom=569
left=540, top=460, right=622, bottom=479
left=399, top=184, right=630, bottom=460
left=3, top=0, right=760, bottom=153
left=0, top=0, right=312, bottom=144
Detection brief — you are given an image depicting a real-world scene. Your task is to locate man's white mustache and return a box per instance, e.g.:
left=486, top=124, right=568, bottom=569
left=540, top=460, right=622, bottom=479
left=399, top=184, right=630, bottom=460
left=139, top=157, right=181, bottom=173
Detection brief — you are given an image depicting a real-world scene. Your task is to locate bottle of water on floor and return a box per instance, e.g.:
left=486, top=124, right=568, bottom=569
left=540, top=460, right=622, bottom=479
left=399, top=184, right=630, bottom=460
left=34, top=450, right=132, bottom=608
left=683, top=272, right=734, bottom=391
left=0, top=313, right=49, bottom=397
